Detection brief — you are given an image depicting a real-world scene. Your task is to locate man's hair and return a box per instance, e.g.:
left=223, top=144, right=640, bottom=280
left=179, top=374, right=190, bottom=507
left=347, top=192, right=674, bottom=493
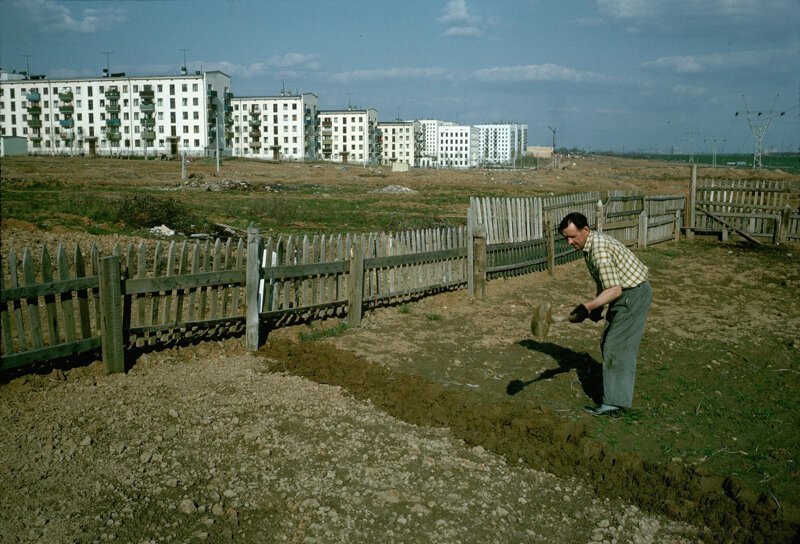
left=559, top=212, right=589, bottom=232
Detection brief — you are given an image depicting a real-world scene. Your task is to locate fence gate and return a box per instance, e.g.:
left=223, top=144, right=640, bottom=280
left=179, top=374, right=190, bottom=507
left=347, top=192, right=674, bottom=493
left=693, top=179, right=789, bottom=239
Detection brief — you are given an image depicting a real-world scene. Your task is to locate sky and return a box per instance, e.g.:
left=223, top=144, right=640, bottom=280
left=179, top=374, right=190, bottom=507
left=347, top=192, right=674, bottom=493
left=1, top=0, right=798, bottom=154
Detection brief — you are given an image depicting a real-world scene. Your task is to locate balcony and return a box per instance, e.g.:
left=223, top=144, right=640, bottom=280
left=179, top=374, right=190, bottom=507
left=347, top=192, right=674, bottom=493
left=26, top=105, right=41, bottom=115
left=207, top=101, right=218, bottom=111
left=58, top=92, right=74, bottom=102
left=208, top=116, right=217, bottom=126
left=59, top=119, right=75, bottom=128
left=106, top=103, right=121, bottom=114
left=248, top=117, right=261, bottom=127
left=28, top=119, right=42, bottom=128
left=59, top=105, right=74, bottom=115
left=207, top=90, right=218, bottom=98
left=140, top=103, right=155, bottom=113
left=224, top=105, right=233, bottom=113
left=224, top=91, right=233, bottom=101
left=142, top=118, right=155, bottom=128
left=30, top=135, right=42, bottom=142
left=106, top=118, right=121, bottom=127
left=250, top=140, right=262, bottom=149
left=249, top=130, right=261, bottom=139
left=139, top=88, right=154, bottom=100
left=60, top=131, right=75, bottom=140
left=26, top=92, right=41, bottom=102
left=108, top=132, right=121, bottom=142
left=105, top=88, right=120, bottom=100
left=143, top=130, right=156, bottom=140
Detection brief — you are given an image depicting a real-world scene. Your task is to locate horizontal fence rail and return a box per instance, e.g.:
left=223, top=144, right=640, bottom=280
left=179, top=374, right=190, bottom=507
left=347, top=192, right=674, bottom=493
left=9, top=165, right=795, bottom=374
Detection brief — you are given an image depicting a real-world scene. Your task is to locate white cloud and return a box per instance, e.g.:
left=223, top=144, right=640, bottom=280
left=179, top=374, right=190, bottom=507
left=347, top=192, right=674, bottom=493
left=439, top=0, right=474, bottom=23
left=13, top=0, right=126, bottom=33
left=444, top=26, right=482, bottom=37
left=473, top=64, right=601, bottom=83
left=642, top=47, right=790, bottom=74
left=439, top=0, right=484, bottom=37
left=671, top=85, right=708, bottom=96
left=331, top=67, right=449, bottom=83
left=596, top=0, right=648, bottom=19
left=267, top=53, right=320, bottom=71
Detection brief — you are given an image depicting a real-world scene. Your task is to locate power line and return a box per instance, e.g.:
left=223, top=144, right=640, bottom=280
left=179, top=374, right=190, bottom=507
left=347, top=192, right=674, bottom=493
left=735, top=95, right=786, bottom=168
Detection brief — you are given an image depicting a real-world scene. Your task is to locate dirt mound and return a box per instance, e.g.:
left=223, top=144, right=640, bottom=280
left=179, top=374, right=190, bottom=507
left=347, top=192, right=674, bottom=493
left=259, top=338, right=798, bottom=544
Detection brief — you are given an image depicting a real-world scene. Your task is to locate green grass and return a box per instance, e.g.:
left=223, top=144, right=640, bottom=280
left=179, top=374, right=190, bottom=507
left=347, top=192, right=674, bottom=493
left=298, top=322, right=349, bottom=342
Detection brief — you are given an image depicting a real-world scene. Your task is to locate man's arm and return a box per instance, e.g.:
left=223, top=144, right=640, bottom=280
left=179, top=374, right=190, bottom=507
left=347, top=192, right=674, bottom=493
left=585, top=285, right=622, bottom=311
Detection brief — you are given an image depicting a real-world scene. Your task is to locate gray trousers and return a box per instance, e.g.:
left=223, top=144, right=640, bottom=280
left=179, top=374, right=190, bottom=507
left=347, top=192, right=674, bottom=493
left=600, top=281, right=652, bottom=408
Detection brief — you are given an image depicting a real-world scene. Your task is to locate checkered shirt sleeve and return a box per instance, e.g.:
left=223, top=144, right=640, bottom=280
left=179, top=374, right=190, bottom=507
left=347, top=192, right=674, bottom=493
left=584, top=232, right=648, bottom=291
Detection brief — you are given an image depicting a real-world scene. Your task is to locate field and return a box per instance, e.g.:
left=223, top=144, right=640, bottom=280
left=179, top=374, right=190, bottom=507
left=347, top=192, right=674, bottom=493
left=1, top=156, right=799, bottom=543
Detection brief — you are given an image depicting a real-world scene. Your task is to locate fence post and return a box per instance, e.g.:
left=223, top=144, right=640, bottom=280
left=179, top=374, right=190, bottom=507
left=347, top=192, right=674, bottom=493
left=777, top=205, right=791, bottom=244
left=467, top=207, right=475, bottom=298
left=471, top=222, right=487, bottom=299
left=98, top=255, right=125, bottom=374
left=245, top=223, right=262, bottom=351
left=546, top=219, right=555, bottom=276
left=674, top=210, right=681, bottom=242
left=595, top=200, right=603, bottom=232
left=638, top=211, right=648, bottom=249
left=347, top=242, right=364, bottom=326
left=686, top=164, right=697, bottom=240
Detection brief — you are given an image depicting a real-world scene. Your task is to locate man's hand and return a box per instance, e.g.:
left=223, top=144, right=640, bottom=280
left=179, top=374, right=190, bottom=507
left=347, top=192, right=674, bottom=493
left=589, top=306, right=604, bottom=322
left=569, top=304, right=589, bottom=323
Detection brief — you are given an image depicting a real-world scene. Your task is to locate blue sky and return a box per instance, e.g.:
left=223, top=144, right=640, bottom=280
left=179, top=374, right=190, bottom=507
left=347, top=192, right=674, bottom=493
left=2, top=0, right=798, bottom=154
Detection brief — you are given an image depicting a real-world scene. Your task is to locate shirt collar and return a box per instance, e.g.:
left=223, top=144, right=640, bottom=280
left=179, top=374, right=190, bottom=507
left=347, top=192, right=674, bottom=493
left=582, top=230, right=595, bottom=254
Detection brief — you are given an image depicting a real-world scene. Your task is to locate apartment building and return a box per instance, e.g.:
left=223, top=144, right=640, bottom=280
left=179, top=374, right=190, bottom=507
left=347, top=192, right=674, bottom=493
left=376, top=120, right=421, bottom=166
left=230, top=92, right=318, bottom=161
left=437, top=124, right=479, bottom=169
left=0, top=69, right=232, bottom=157
left=318, top=108, right=379, bottom=165
left=417, top=119, right=456, bottom=166
left=476, top=123, right=528, bottom=166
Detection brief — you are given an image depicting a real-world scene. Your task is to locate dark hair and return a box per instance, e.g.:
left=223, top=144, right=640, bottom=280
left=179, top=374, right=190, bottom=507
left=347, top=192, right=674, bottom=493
left=559, top=212, right=589, bottom=232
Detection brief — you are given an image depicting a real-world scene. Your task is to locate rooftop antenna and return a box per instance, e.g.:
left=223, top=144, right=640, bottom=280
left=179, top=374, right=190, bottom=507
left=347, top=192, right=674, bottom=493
left=101, top=51, right=112, bottom=76
left=179, top=48, right=190, bottom=75
left=346, top=93, right=352, bottom=110
left=22, top=54, right=32, bottom=76
left=278, top=74, right=287, bottom=96
left=736, top=95, right=785, bottom=169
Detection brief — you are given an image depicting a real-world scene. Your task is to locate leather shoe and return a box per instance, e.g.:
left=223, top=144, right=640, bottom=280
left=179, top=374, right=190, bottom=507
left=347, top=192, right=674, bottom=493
left=584, top=404, right=623, bottom=417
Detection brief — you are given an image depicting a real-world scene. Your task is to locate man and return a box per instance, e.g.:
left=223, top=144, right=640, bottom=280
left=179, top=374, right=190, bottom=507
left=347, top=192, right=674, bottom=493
left=558, top=212, right=652, bottom=417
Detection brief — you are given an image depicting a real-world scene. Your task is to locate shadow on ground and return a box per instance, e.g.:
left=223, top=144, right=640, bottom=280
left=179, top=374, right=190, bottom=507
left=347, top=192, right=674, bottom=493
left=508, top=340, right=603, bottom=405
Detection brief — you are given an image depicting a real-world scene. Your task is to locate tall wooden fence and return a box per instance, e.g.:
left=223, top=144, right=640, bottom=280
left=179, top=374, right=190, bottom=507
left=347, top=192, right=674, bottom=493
left=687, top=164, right=799, bottom=243
left=3, top=187, right=695, bottom=374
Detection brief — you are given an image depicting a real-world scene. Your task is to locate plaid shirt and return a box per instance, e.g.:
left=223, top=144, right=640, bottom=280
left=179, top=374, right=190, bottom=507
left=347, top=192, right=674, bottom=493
left=582, top=231, right=649, bottom=291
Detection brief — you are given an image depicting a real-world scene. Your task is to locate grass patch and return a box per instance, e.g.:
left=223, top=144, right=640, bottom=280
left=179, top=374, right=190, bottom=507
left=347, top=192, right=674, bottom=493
left=397, top=304, right=412, bottom=314
left=424, top=313, right=442, bottom=321
left=298, top=322, right=349, bottom=342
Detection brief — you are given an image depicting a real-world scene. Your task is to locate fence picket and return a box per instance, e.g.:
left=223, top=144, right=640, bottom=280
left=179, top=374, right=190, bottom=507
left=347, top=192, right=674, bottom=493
left=74, top=245, right=92, bottom=339
left=8, top=247, right=28, bottom=351
left=1, top=272, right=14, bottom=356
left=22, top=248, right=44, bottom=350
left=40, top=247, right=60, bottom=345
left=56, top=244, right=77, bottom=343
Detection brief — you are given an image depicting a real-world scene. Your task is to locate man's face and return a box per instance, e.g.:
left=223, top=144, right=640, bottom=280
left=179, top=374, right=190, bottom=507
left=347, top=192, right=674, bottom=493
left=561, top=223, right=590, bottom=251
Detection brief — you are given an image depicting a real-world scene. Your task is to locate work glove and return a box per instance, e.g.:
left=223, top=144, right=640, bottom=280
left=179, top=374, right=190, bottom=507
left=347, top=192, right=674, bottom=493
left=568, top=304, right=589, bottom=323
left=589, top=306, right=604, bottom=322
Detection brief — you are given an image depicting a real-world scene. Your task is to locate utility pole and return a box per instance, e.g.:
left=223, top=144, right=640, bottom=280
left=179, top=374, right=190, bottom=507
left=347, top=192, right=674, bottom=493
left=546, top=125, right=557, bottom=170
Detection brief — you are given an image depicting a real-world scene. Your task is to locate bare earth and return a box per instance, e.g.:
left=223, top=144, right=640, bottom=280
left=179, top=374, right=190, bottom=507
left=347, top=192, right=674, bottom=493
left=1, top=156, right=799, bottom=543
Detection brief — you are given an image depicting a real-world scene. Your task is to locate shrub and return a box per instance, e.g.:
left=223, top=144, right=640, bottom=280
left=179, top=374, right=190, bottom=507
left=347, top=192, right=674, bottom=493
left=116, top=195, right=206, bottom=233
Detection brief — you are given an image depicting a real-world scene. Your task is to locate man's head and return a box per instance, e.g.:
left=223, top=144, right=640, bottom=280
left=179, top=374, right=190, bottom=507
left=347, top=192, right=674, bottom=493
left=559, top=212, right=591, bottom=251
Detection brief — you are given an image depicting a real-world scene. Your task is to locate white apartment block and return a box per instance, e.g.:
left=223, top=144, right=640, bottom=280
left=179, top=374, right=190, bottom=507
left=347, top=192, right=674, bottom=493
left=476, top=123, right=528, bottom=166
left=377, top=120, right=421, bottom=166
left=417, top=119, right=455, bottom=166
left=230, top=92, right=318, bottom=161
left=437, top=124, right=479, bottom=169
left=0, top=70, right=232, bottom=157
left=318, top=108, right=379, bottom=165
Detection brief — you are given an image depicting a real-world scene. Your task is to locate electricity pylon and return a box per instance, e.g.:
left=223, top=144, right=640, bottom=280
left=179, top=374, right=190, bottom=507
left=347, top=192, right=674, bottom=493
left=736, top=95, right=785, bottom=169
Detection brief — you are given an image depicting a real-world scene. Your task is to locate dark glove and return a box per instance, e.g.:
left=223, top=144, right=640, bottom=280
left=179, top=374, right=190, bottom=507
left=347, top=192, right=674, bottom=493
left=569, top=304, right=589, bottom=323
left=589, top=306, right=604, bottom=322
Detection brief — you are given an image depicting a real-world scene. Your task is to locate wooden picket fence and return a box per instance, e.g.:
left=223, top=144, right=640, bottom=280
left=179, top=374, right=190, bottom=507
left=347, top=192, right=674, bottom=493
left=686, top=164, right=799, bottom=243
left=3, top=183, right=701, bottom=375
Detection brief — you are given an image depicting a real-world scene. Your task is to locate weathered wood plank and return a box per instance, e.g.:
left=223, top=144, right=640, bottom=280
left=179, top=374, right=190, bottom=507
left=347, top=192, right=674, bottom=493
left=40, top=247, right=60, bottom=345
left=23, top=248, right=45, bottom=350
left=9, top=247, right=28, bottom=351
left=57, top=244, right=77, bottom=343
left=74, top=245, right=92, bottom=340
